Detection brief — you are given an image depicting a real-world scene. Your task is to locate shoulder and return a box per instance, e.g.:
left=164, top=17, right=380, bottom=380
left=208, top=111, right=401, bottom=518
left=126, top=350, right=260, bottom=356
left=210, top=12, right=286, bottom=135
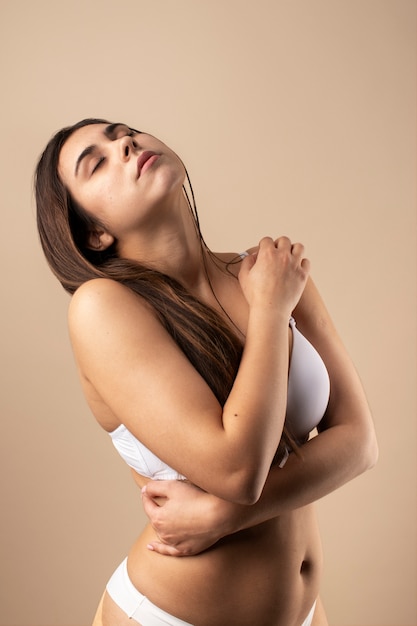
left=212, top=248, right=258, bottom=277
left=68, top=278, right=158, bottom=348
left=69, top=278, right=149, bottom=317
left=70, top=277, right=134, bottom=306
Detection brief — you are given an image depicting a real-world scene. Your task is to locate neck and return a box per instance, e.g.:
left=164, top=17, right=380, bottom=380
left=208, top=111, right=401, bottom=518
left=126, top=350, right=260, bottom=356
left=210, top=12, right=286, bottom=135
left=117, top=191, right=217, bottom=297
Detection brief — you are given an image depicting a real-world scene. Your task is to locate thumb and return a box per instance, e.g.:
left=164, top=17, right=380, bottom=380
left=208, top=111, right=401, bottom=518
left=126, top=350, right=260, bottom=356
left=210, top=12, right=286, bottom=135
left=239, top=252, right=257, bottom=276
left=142, top=480, right=171, bottom=499
left=146, top=541, right=184, bottom=556
left=141, top=490, right=159, bottom=518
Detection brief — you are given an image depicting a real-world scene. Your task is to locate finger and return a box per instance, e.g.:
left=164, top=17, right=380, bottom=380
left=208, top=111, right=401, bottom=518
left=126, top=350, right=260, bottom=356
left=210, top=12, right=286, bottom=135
left=240, top=252, right=257, bottom=272
left=141, top=491, right=163, bottom=518
left=147, top=542, right=186, bottom=557
left=142, top=480, right=171, bottom=499
left=274, top=236, right=292, bottom=249
left=259, top=236, right=274, bottom=244
left=256, top=236, right=277, bottom=253
left=290, top=242, right=305, bottom=258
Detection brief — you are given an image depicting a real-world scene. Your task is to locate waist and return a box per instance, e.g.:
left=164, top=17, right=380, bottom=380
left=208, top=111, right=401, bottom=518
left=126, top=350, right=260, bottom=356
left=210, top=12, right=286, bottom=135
left=127, top=505, right=322, bottom=626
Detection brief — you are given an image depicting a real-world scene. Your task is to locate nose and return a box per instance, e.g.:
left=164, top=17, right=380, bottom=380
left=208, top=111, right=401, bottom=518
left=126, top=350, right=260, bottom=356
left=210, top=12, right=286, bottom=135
left=119, top=135, right=139, bottom=161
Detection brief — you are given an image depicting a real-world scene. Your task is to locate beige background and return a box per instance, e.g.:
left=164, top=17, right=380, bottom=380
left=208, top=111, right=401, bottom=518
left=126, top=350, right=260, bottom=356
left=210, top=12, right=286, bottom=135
left=0, top=1, right=415, bottom=625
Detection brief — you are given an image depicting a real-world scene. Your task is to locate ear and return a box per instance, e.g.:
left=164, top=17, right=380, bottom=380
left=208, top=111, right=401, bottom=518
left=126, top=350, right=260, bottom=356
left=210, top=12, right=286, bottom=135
left=86, top=229, right=115, bottom=251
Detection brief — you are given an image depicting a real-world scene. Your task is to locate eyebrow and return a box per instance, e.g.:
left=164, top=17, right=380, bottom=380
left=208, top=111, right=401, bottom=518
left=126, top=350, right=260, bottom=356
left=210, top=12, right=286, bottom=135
left=74, top=123, right=129, bottom=176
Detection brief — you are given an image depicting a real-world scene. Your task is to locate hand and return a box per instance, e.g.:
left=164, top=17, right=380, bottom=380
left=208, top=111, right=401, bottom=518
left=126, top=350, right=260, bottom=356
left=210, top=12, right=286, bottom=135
left=141, top=480, right=229, bottom=556
left=238, top=236, right=310, bottom=315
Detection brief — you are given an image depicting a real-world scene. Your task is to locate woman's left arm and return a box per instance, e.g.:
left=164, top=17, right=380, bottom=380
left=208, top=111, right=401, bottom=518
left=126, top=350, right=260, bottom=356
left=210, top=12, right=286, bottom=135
left=142, top=277, right=378, bottom=555
left=142, top=424, right=376, bottom=556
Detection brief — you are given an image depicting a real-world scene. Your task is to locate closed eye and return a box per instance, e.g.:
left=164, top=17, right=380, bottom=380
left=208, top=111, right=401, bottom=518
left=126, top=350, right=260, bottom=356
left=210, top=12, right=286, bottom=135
left=127, top=129, right=140, bottom=149
left=90, top=129, right=139, bottom=175
left=91, top=156, right=105, bottom=175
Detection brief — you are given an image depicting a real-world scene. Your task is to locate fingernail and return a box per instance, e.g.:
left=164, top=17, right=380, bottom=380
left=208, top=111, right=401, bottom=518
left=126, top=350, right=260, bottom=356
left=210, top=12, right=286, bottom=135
left=147, top=544, right=154, bottom=551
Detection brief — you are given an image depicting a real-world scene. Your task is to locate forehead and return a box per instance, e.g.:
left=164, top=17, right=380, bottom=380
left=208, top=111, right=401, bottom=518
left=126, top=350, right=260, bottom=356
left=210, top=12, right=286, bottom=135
left=58, top=122, right=129, bottom=183
left=58, top=123, right=106, bottom=179
left=63, top=122, right=112, bottom=155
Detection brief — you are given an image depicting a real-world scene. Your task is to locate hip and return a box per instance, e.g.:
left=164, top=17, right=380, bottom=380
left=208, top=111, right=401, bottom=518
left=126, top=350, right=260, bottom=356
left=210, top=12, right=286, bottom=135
left=105, top=558, right=319, bottom=626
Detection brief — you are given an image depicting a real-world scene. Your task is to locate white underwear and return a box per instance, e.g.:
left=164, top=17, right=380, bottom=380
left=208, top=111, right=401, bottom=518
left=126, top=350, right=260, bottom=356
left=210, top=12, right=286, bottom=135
left=106, top=558, right=193, bottom=625
left=303, top=601, right=316, bottom=626
left=106, top=557, right=316, bottom=626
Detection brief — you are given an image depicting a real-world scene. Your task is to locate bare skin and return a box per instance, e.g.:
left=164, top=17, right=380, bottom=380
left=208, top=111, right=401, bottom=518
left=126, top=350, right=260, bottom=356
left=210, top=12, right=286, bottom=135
left=82, top=264, right=374, bottom=626
left=57, top=123, right=377, bottom=626
left=95, top=592, right=328, bottom=626
left=77, top=253, right=322, bottom=626
left=86, top=281, right=324, bottom=625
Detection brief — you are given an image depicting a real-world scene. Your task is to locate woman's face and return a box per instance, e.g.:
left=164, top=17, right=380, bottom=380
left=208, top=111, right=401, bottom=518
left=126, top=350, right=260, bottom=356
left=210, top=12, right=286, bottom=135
left=58, top=122, right=185, bottom=245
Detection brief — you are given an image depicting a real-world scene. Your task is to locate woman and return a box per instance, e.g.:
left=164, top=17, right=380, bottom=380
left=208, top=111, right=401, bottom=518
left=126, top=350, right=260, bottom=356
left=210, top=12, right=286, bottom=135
left=35, top=118, right=378, bottom=626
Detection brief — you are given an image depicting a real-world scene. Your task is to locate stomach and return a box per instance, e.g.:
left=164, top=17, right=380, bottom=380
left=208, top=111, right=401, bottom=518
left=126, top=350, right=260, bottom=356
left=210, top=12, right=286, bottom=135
left=126, top=504, right=323, bottom=626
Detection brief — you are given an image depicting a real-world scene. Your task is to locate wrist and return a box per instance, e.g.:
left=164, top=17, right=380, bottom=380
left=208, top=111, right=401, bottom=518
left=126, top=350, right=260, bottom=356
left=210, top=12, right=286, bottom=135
left=249, top=301, right=290, bottom=323
left=210, top=495, right=245, bottom=538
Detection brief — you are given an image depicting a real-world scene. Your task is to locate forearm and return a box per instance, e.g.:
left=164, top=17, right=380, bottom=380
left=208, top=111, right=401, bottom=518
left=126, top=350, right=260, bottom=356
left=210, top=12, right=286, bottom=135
left=211, top=238, right=309, bottom=503
left=217, top=422, right=377, bottom=537
left=220, top=305, right=290, bottom=497
left=217, top=278, right=379, bottom=533
left=213, top=338, right=375, bottom=507
left=143, top=273, right=378, bottom=554
left=142, top=420, right=377, bottom=556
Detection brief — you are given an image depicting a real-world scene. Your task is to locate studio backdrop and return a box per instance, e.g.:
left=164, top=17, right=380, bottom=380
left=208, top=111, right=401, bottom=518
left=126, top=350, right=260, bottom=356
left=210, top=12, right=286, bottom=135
left=0, top=1, right=415, bottom=625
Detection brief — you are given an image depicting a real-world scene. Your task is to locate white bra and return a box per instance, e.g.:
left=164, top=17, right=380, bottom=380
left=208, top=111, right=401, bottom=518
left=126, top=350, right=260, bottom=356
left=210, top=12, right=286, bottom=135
left=109, top=315, right=330, bottom=478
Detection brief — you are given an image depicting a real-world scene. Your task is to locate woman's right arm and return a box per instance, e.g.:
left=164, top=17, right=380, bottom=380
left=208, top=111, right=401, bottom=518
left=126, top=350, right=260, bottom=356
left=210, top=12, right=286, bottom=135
left=68, top=236, right=309, bottom=505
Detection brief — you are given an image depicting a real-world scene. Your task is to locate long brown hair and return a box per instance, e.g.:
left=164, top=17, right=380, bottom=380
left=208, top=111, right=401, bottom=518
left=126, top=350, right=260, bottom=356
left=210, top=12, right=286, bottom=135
left=35, top=119, right=296, bottom=458
left=34, top=119, right=243, bottom=405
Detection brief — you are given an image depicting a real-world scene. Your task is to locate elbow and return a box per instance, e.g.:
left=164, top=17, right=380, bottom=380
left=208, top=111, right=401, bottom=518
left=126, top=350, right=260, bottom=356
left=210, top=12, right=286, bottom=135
left=228, top=488, right=262, bottom=507
left=358, top=428, right=379, bottom=473
left=364, top=434, right=379, bottom=470
left=233, top=484, right=263, bottom=506
left=222, top=466, right=266, bottom=505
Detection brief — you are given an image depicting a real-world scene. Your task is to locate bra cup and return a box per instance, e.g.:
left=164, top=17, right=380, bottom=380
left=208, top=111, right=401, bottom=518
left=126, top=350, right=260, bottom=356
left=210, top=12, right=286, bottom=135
left=286, top=318, right=330, bottom=443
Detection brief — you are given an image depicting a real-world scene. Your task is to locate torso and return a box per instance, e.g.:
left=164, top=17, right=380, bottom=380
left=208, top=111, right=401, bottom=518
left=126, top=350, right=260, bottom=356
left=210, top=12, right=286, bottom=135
left=128, top=503, right=322, bottom=626
left=79, top=252, right=325, bottom=626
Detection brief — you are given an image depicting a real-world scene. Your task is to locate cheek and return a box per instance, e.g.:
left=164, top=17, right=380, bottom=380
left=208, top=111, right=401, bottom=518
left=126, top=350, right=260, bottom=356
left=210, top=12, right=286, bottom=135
left=87, top=175, right=121, bottom=211
left=153, top=159, right=185, bottom=194
left=72, top=187, right=112, bottom=225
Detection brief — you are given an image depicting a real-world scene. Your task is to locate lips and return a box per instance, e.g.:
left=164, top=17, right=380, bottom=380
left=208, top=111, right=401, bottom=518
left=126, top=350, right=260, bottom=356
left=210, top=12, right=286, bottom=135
left=137, top=151, right=160, bottom=178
